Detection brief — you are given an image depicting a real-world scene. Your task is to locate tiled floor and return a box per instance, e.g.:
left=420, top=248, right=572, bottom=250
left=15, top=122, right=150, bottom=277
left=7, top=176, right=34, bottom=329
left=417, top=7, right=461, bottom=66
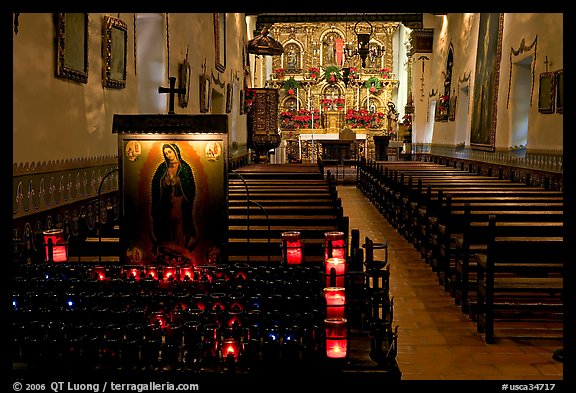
left=336, top=184, right=564, bottom=381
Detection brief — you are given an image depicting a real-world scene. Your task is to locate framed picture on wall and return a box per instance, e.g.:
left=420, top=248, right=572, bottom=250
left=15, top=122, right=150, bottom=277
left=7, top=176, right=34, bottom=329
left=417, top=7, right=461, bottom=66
left=214, top=13, right=226, bottom=73
left=225, top=83, right=233, bottom=114
left=239, top=89, right=246, bottom=115
left=103, top=15, right=127, bottom=89
left=448, top=95, right=457, bottom=121
left=55, top=13, right=89, bottom=84
left=538, top=71, right=556, bottom=114
left=200, top=74, right=211, bottom=113
left=555, top=69, right=563, bottom=114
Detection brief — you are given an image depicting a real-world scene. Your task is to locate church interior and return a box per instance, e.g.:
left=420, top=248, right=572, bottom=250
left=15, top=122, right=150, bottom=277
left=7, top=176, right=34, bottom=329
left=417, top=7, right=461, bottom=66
left=11, top=13, right=569, bottom=386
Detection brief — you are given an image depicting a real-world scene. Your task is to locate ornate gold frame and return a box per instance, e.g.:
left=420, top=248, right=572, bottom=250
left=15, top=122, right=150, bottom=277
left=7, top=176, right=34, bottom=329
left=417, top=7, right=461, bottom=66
left=55, top=13, right=89, bottom=84
left=102, top=15, right=127, bottom=89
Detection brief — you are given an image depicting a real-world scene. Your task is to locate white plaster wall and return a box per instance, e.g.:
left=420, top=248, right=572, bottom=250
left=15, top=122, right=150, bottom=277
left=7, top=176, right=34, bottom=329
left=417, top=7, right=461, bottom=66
left=13, top=13, right=249, bottom=165
left=497, top=13, right=563, bottom=153
left=424, top=13, right=562, bottom=152
left=13, top=13, right=138, bottom=164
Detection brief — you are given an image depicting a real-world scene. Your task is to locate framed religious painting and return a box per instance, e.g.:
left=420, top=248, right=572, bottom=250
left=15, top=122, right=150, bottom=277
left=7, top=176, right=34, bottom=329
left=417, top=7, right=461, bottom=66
left=239, top=89, right=246, bottom=115
left=538, top=72, right=556, bottom=114
left=470, top=13, right=503, bottom=151
left=448, top=95, right=457, bottom=121
left=555, top=69, right=563, bottom=114
left=55, top=13, right=89, bottom=84
left=103, top=15, right=127, bottom=89
left=178, top=59, right=191, bottom=108
left=200, top=74, right=211, bottom=113
left=213, top=13, right=226, bottom=73
left=114, top=118, right=229, bottom=266
left=225, top=83, right=233, bottom=114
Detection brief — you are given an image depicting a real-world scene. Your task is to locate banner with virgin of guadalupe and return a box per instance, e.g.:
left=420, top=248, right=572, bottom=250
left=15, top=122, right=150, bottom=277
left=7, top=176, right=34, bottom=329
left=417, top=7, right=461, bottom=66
left=113, top=114, right=228, bottom=266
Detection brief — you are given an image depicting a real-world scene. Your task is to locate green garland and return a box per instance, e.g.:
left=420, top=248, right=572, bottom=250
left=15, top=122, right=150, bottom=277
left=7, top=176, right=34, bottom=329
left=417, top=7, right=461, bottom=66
left=324, top=66, right=342, bottom=83
left=282, top=77, right=300, bottom=94
left=364, top=76, right=382, bottom=93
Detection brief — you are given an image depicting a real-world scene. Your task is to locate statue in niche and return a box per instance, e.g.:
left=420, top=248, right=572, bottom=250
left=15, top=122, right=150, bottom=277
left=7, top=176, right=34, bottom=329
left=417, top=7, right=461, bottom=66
left=286, top=47, right=298, bottom=69
left=323, top=34, right=337, bottom=65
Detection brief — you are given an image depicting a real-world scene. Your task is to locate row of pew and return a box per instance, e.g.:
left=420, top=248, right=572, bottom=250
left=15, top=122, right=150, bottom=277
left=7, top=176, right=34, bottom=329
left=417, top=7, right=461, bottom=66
left=226, top=164, right=349, bottom=264
left=357, top=160, right=564, bottom=343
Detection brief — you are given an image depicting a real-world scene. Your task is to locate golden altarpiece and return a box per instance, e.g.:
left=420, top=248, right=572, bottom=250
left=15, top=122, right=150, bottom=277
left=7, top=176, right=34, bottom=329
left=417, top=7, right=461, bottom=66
left=266, top=21, right=401, bottom=162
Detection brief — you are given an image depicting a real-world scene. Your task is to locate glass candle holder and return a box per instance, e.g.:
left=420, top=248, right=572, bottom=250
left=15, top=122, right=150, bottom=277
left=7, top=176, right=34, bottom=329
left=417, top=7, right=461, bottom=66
left=43, top=229, right=68, bottom=262
left=221, top=337, right=240, bottom=363
left=180, top=266, right=194, bottom=282
left=123, top=266, right=143, bottom=281
left=324, top=231, right=347, bottom=261
left=324, top=258, right=346, bottom=287
left=281, top=231, right=303, bottom=265
left=323, top=287, right=346, bottom=319
left=325, top=317, right=348, bottom=359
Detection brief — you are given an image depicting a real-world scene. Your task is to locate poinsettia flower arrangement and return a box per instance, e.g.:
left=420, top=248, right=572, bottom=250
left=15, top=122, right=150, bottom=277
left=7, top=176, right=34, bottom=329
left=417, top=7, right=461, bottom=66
left=334, top=98, right=345, bottom=111
left=345, top=109, right=387, bottom=129
left=273, top=68, right=285, bottom=79
left=282, top=77, right=300, bottom=95
left=324, top=65, right=342, bottom=84
left=320, top=98, right=333, bottom=110
left=402, top=113, right=413, bottom=128
left=308, top=67, right=320, bottom=80
left=280, top=109, right=321, bottom=129
left=379, top=67, right=392, bottom=79
left=365, top=77, right=382, bottom=94
left=244, top=88, right=256, bottom=113
left=349, top=67, right=359, bottom=79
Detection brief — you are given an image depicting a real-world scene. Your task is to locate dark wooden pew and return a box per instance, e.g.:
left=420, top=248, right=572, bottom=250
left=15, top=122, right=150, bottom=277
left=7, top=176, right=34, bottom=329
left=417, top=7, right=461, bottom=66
left=453, top=218, right=563, bottom=316
left=474, top=231, right=563, bottom=343
left=227, top=164, right=348, bottom=265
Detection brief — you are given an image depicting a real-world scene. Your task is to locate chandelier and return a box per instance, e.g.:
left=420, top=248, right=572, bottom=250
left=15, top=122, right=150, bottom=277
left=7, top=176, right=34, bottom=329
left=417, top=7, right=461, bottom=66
left=344, top=16, right=384, bottom=68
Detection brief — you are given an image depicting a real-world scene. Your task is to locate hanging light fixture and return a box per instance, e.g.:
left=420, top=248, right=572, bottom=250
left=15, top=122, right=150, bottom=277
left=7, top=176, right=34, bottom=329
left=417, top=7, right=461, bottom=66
left=345, top=16, right=384, bottom=68
left=247, top=26, right=284, bottom=56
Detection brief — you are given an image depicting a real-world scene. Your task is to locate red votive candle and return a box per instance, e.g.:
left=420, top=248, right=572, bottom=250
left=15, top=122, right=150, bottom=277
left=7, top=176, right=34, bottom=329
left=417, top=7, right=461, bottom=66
left=324, top=287, right=346, bottom=319
left=43, top=229, right=68, bottom=262
left=324, top=231, right=347, bottom=261
left=92, top=266, right=107, bottom=281
left=162, top=266, right=177, bottom=281
left=325, top=317, right=348, bottom=359
left=150, top=311, right=167, bottom=329
left=124, top=266, right=142, bottom=281
left=282, top=231, right=303, bottom=265
left=221, top=337, right=239, bottom=362
left=145, top=266, right=158, bottom=280
left=324, top=257, right=346, bottom=287
left=180, top=266, right=194, bottom=281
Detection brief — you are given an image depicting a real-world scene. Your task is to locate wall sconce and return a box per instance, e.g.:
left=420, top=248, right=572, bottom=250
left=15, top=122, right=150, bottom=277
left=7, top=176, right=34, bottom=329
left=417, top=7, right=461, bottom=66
left=345, top=17, right=384, bottom=68
left=324, top=231, right=347, bottom=261
left=324, top=287, right=346, bottom=319
left=43, top=229, right=68, bottom=262
left=324, top=257, right=346, bottom=287
left=325, top=317, right=348, bottom=359
left=281, top=231, right=303, bottom=265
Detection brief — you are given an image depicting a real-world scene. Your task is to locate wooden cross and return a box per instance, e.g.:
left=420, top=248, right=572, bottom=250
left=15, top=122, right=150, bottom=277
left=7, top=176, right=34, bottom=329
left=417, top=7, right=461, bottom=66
left=158, top=76, right=185, bottom=114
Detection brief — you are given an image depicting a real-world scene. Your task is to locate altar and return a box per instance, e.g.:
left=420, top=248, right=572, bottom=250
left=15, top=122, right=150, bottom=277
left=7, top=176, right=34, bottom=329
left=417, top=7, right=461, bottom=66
left=298, top=130, right=366, bottom=163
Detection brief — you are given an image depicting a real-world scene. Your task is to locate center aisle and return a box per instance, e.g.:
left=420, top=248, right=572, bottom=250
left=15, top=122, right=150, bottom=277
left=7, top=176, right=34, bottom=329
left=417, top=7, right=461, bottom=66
left=336, top=185, right=563, bottom=381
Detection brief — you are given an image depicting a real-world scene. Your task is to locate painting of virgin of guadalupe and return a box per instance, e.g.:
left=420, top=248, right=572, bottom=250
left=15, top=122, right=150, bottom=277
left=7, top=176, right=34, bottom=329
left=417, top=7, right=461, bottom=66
left=151, top=143, right=198, bottom=263
left=118, top=135, right=227, bottom=266
left=470, top=13, right=503, bottom=150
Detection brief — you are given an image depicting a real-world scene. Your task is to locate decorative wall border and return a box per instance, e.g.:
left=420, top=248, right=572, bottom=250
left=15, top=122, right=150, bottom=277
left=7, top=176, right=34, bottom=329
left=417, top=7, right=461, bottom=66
left=13, top=156, right=119, bottom=220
